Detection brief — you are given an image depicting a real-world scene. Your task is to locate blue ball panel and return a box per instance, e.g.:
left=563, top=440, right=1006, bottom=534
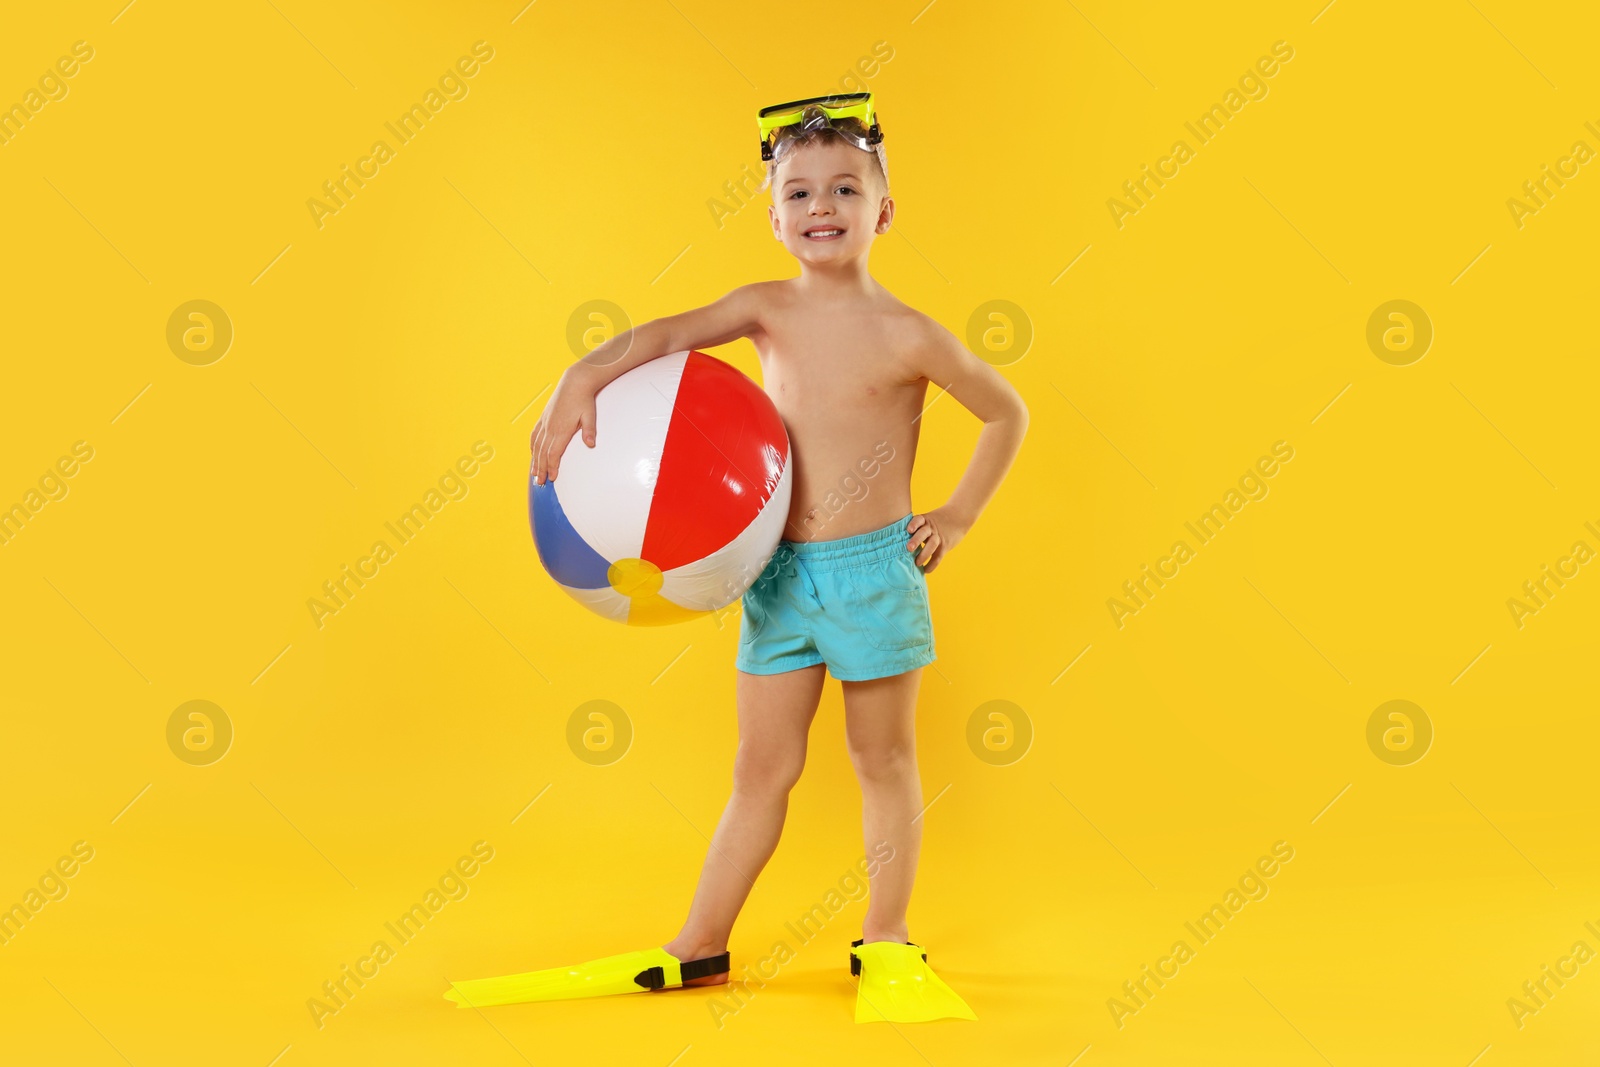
left=529, top=474, right=614, bottom=590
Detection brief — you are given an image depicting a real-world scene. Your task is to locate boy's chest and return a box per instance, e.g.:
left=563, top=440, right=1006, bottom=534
left=750, top=311, right=922, bottom=416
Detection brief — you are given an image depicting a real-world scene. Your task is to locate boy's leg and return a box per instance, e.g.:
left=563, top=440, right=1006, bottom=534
left=665, top=663, right=826, bottom=980
left=840, top=666, right=923, bottom=944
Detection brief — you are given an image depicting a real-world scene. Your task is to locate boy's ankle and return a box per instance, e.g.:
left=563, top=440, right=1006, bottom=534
left=664, top=935, right=728, bottom=962
left=663, top=936, right=730, bottom=985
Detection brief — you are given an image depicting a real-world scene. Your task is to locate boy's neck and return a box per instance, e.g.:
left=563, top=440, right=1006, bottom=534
left=795, top=258, right=877, bottom=298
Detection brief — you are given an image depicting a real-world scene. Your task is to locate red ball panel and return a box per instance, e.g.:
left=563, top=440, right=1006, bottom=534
left=642, top=351, right=790, bottom=571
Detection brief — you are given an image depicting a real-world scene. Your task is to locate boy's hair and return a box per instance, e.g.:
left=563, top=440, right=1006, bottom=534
left=759, top=116, right=889, bottom=198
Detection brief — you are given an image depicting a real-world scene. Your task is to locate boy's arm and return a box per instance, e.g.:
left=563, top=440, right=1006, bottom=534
left=532, top=284, right=766, bottom=484
left=571, top=283, right=766, bottom=390
left=904, top=318, right=1029, bottom=567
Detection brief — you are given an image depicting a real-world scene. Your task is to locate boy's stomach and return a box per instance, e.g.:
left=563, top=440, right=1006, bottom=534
left=778, top=430, right=917, bottom=544
left=753, top=337, right=929, bottom=545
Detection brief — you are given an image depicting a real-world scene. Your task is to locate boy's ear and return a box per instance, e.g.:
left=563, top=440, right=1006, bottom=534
left=876, top=197, right=895, bottom=234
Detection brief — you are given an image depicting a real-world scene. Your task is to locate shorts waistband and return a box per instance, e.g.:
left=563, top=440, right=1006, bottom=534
left=779, top=512, right=913, bottom=571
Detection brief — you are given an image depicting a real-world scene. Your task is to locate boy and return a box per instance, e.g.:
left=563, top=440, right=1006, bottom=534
left=448, top=94, right=1027, bottom=1023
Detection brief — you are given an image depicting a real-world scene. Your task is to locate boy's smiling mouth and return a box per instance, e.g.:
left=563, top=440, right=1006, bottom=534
left=802, top=226, right=845, bottom=240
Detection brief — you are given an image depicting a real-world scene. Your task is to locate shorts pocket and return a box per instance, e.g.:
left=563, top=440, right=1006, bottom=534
left=842, top=554, right=931, bottom=652
left=882, top=550, right=927, bottom=594
left=739, top=584, right=768, bottom=644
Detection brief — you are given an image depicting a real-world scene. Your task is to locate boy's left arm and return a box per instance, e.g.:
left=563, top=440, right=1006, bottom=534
left=904, top=319, right=1030, bottom=574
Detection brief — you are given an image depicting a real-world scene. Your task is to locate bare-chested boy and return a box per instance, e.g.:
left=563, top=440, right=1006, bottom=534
left=524, top=96, right=1027, bottom=1021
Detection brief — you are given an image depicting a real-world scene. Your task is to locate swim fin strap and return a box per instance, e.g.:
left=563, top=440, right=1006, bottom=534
left=443, top=947, right=730, bottom=1008
left=849, top=938, right=976, bottom=1023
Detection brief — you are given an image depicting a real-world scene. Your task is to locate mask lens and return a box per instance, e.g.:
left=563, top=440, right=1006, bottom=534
left=760, top=104, right=810, bottom=123
left=769, top=120, right=870, bottom=158
left=761, top=92, right=867, bottom=117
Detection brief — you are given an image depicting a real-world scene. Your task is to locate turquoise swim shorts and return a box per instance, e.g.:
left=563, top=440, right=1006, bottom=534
left=735, top=512, right=936, bottom=681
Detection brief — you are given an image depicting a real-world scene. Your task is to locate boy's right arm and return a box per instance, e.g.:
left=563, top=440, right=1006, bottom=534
left=531, top=283, right=766, bottom=485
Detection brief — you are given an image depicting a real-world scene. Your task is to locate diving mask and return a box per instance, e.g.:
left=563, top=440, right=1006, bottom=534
left=757, top=92, right=884, bottom=162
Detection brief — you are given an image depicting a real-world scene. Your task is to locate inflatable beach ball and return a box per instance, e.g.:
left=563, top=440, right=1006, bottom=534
left=528, top=350, right=793, bottom=625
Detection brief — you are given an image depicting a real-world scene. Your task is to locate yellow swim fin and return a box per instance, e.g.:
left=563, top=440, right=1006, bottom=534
left=444, top=947, right=729, bottom=1008
left=850, top=939, right=976, bottom=1023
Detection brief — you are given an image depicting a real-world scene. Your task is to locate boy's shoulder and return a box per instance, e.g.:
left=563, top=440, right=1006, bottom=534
left=862, top=293, right=957, bottom=382
left=863, top=285, right=944, bottom=336
left=873, top=295, right=953, bottom=354
left=881, top=301, right=980, bottom=383
left=740, top=277, right=802, bottom=304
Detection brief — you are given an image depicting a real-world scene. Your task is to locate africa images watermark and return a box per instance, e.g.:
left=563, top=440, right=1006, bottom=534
left=1107, top=441, right=1296, bottom=629
left=1108, top=840, right=1295, bottom=1029
left=308, top=840, right=495, bottom=1029
left=1107, top=40, right=1295, bottom=229
left=1, top=441, right=95, bottom=548
left=0, top=841, right=95, bottom=948
left=706, top=840, right=895, bottom=1028
left=306, top=41, right=495, bottom=229
left=703, top=440, right=898, bottom=633
left=1504, top=918, right=1600, bottom=1031
left=784, top=439, right=898, bottom=543
left=1504, top=519, right=1600, bottom=630
left=0, top=40, right=95, bottom=148
left=1505, top=120, right=1600, bottom=230
left=307, top=441, right=495, bottom=628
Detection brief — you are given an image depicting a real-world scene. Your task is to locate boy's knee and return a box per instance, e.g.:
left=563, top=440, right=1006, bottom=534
left=733, top=744, right=806, bottom=795
left=847, top=742, right=915, bottom=783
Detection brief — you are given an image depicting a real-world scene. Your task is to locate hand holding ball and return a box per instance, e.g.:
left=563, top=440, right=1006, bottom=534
left=528, top=351, right=793, bottom=625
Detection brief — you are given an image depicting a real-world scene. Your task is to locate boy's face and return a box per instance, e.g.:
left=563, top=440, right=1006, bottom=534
left=768, top=140, right=892, bottom=263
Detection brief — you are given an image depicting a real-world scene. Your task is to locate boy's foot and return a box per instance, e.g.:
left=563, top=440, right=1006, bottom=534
left=663, top=938, right=730, bottom=986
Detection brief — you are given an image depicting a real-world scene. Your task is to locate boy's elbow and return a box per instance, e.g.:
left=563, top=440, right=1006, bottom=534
left=1008, top=395, right=1029, bottom=432
left=982, top=400, right=1028, bottom=438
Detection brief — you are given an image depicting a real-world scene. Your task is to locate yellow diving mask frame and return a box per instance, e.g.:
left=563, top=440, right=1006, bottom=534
left=757, top=92, right=884, bottom=162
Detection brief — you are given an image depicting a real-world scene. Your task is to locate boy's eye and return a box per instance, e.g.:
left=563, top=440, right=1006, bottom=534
left=789, top=187, right=856, bottom=199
